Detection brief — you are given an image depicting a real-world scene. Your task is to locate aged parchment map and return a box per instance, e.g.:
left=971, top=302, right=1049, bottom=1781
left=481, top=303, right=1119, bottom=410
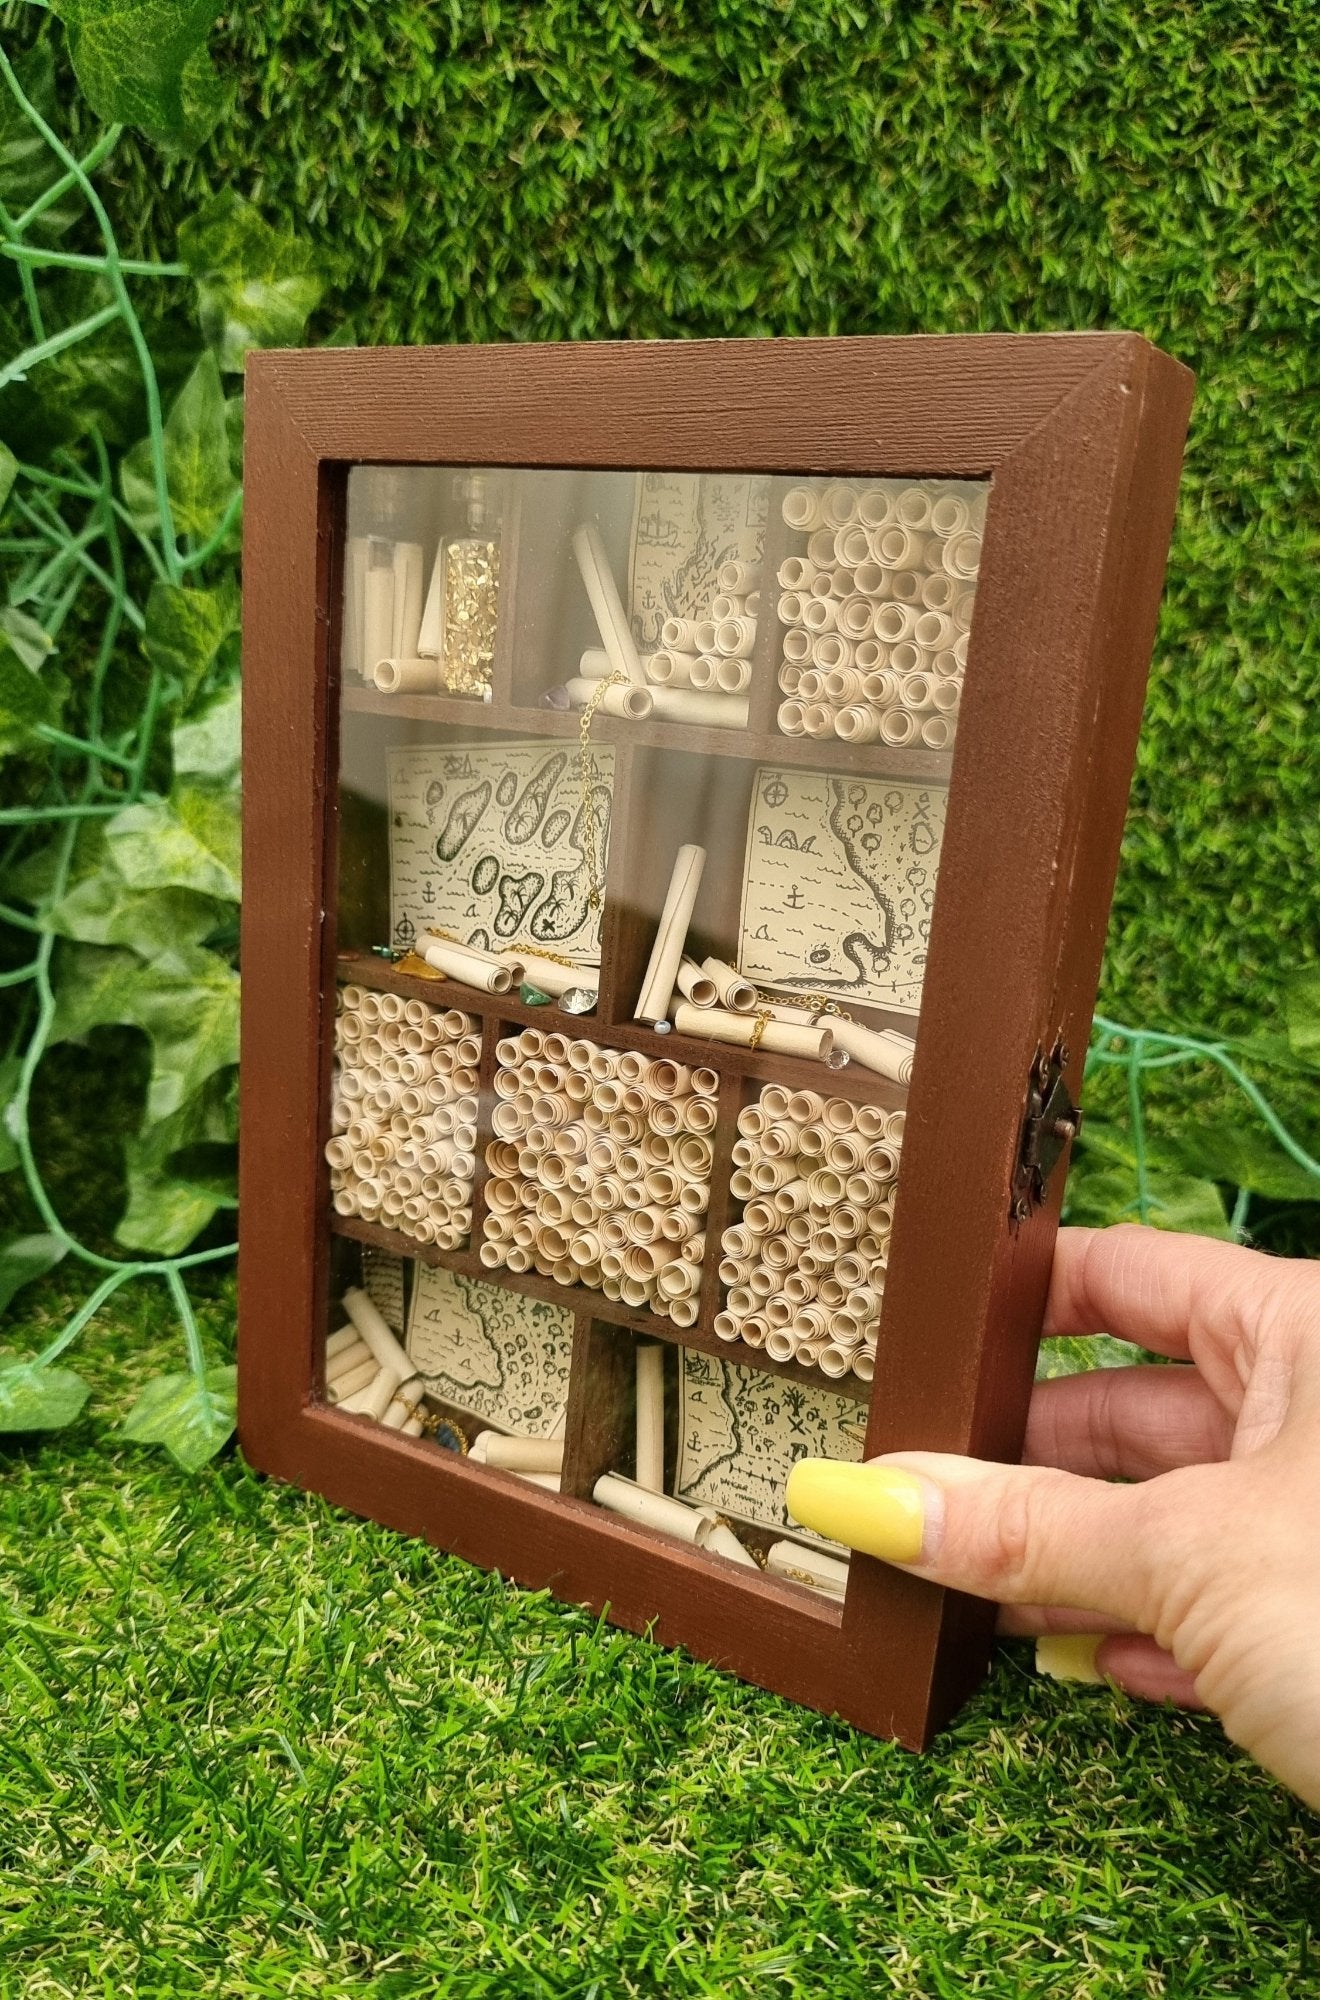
left=405, top=1264, right=573, bottom=1438
left=674, top=1351, right=864, bottom=1545
left=387, top=742, right=613, bottom=963
left=628, top=473, right=769, bottom=651
left=738, top=766, right=947, bottom=1018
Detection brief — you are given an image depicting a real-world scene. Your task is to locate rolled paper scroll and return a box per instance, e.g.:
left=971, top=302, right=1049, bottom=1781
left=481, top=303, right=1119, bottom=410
left=372, top=656, right=440, bottom=694
left=325, top=1336, right=371, bottom=1386
left=833, top=706, right=882, bottom=744
left=672, top=1003, right=831, bottom=1063
left=913, top=610, right=955, bottom=651
left=782, top=626, right=812, bottom=662
left=362, top=542, right=395, bottom=686
left=878, top=707, right=918, bottom=746
left=326, top=1356, right=377, bottom=1404
left=766, top=1539, right=850, bottom=1597
left=645, top=649, right=695, bottom=687
left=648, top=688, right=748, bottom=729
left=834, top=524, right=871, bottom=569
left=562, top=676, right=653, bottom=720
left=417, top=544, right=444, bottom=656
left=713, top=617, right=756, bottom=657
left=687, top=653, right=718, bottom=690
left=340, top=537, right=370, bottom=682
left=707, top=594, right=742, bottom=621
left=700, top=956, right=756, bottom=1013
left=495, top=949, right=599, bottom=999
left=800, top=705, right=834, bottom=739
left=635, top=1343, right=665, bottom=1493
left=777, top=701, right=806, bottom=736
left=340, top=1365, right=402, bottom=1420
left=325, top=1322, right=362, bottom=1362
left=675, top=958, right=718, bottom=1008
left=777, top=591, right=805, bottom=625
left=718, top=559, right=758, bottom=594
left=713, top=657, right=751, bottom=694
left=661, top=616, right=703, bottom=652
left=702, top=1520, right=760, bottom=1569
left=577, top=647, right=613, bottom=679
left=782, top=485, right=824, bottom=531
left=942, top=530, right=982, bottom=579
left=801, top=596, right=837, bottom=634
left=921, top=715, right=954, bottom=749
left=391, top=542, right=425, bottom=660
left=836, top=599, right=874, bottom=640
left=481, top=1434, right=565, bottom=1473
left=856, top=486, right=897, bottom=530
left=342, top=1285, right=418, bottom=1387
left=635, top=844, right=705, bottom=1022
left=572, top=520, right=646, bottom=686
left=381, top=1376, right=428, bottom=1430
left=593, top=1474, right=717, bottom=1545
left=419, top=935, right=518, bottom=993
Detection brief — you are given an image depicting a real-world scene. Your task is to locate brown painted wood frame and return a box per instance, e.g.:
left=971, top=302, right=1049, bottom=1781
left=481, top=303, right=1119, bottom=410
left=239, top=334, right=1192, bottom=1748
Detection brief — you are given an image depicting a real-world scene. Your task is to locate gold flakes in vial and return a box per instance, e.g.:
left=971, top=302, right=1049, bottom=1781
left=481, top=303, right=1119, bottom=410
left=440, top=538, right=500, bottom=695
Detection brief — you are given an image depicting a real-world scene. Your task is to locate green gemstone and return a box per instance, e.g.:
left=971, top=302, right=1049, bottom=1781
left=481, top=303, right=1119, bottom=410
left=520, top=982, right=552, bottom=1006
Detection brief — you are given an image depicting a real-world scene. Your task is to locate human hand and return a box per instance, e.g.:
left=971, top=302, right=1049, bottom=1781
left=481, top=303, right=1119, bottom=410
left=785, top=1223, right=1320, bottom=1809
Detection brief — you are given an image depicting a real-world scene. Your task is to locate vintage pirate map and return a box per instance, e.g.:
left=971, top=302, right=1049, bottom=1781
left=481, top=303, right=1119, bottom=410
left=738, top=765, right=947, bottom=1018
left=674, top=1350, right=864, bottom=1545
left=405, top=1264, right=573, bottom=1438
left=387, top=741, right=613, bottom=964
left=627, top=472, right=769, bottom=651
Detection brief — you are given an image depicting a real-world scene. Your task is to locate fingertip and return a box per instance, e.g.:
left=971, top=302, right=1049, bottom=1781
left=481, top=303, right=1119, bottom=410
left=786, top=1458, right=930, bottom=1564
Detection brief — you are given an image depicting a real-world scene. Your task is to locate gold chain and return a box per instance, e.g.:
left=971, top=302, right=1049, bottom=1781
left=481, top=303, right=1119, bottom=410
left=748, top=1009, right=771, bottom=1050
left=579, top=672, right=628, bottom=908
left=752, top=984, right=855, bottom=1027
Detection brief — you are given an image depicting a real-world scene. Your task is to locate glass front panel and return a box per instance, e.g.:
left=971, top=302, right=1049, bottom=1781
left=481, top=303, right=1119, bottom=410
left=324, top=465, right=986, bottom=1601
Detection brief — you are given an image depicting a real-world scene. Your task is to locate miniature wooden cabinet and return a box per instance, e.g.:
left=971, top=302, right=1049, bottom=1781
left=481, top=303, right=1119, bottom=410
left=239, top=335, right=1192, bottom=1746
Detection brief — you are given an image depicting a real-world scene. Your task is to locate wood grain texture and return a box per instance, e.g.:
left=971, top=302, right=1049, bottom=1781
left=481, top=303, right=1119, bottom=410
left=240, top=331, right=1193, bottom=1748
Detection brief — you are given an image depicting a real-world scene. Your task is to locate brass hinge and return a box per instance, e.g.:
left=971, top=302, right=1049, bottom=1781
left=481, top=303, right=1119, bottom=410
left=1011, top=1040, right=1081, bottom=1223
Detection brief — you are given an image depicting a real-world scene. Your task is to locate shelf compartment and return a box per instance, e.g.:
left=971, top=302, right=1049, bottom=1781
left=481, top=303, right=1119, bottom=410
left=328, top=1212, right=867, bottom=1399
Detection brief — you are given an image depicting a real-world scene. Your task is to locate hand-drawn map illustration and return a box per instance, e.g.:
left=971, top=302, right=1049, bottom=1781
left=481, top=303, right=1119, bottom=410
left=674, top=1351, right=864, bottom=1546
left=738, top=765, right=946, bottom=1018
left=361, top=1246, right=406, bottom=1333
left=405, top=1264, right=573, bottom=1438
left=628, top=473, right=769, bottom=651
left=388, top=741, right=613, bottom=963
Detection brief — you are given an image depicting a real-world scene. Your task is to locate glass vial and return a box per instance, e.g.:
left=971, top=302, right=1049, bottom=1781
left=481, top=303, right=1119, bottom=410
left=440, top=472, right=500, bottom=697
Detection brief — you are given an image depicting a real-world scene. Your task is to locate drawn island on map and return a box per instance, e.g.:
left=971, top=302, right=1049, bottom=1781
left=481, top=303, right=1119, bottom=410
left=405, top=1265, right=573, bottom=1438
left=387, top=741, right=613, bottom=964
left=738, top=765, right=947, bottom=1018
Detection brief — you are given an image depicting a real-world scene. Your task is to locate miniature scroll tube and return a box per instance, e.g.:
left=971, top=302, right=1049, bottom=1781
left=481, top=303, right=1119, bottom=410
left=672, top=1003, right=831, bottom=1062
left=494, top=948, right=599, bottom=999
left=635, top=844, right=706, bottom=1022
left=372, top=656, right=439, bottom=694
left=593, top=1474, right=717, bottom=1545
left=700, top=956, right=756, bottom=1012
left=635, top=1344, right=665, bottom=1493
left=562, top=675, right=653, bottom=720
left=480, top=1434, right=565, bottom=1473
left=419, top=933, right=520, bottom=993
left=342, top=1286, right=420, bottom=1390
left=572, top=521, right=647, bottom=686
left=675, top=958, right=717, bottom=1007
left=766, top=1539, right=849, bottom=1597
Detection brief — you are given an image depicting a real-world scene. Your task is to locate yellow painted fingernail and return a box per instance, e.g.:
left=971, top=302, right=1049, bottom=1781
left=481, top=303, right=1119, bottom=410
left=785, top=1460, right=926, bottom=1564
left=1035, top=1634, right=1105, bottom=1685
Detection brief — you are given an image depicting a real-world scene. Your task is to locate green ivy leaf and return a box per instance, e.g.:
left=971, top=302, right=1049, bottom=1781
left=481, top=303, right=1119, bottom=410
left=0, top=630, right=60, bottom=755
left=1169, top=1120, right=1320, bottom=1205
left=143, top=576, right=240, bottom=711
left=119, top=1364, right=235, bottom=1471
left=163, top=1139, right=236, bottom=1205
left=173, top=679, right=240, bottom=785
left=1065, top=1158, right=1232, bottom=1239
left=0, top=1362, right=90, bottom=1433
left=53, top=943, right=239, bottom=1122
left=0, top=47, right=79, bottom=237
left=106, top=783, right=240, bottom=903
left=117, top=1069, right=236, bottom=1253
left=0, top=441, right=16, bottom=516
left=121, top=352, right=238, bottom=541
left=0, top=1233, right=68, bottom=1314
left=50, top=0, right=226, bottom=147
left=0, top=606, right=56, bottom=671
left=178, top=192, right=325, bottom=372
left=1283, top=967, right=1320, bottom=1063
left=46, top=863, right=229, bottom=958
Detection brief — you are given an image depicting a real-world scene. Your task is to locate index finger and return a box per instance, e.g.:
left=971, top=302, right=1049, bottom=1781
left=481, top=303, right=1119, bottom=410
left=1043, top=1224, right=1274, bottom=1364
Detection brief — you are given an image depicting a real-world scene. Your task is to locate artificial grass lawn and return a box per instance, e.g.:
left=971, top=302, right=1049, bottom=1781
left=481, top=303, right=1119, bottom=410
left=0, top=1277, right=1316, bottom=1997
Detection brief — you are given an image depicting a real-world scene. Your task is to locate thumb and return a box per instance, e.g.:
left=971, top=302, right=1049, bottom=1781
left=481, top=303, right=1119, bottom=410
left=785, top=1452, right=1162, bottom=1627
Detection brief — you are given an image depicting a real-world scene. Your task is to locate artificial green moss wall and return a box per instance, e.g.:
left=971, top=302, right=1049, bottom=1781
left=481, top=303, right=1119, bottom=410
left=116, top=0, right=1319, bottom=1032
